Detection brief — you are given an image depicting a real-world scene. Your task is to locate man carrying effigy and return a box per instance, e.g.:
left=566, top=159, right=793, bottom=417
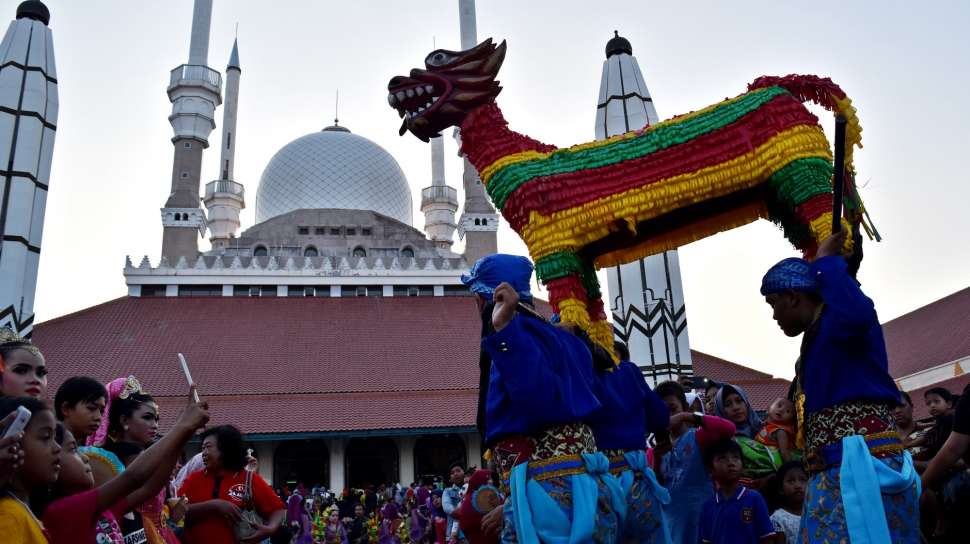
left=761, top=229, right=920, bottom=543
left=462, top=254, right=621, bottom=543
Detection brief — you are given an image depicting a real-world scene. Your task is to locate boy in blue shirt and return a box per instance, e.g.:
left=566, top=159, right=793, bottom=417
left=699, top=439, right=775, bottom=544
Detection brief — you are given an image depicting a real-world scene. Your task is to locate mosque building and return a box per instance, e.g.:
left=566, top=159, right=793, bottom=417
left=28, top=0, right=799, bottom=492
left=38, top=0, right=495, bottom=492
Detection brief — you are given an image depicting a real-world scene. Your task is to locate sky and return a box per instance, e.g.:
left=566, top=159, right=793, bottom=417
left=15, top=0, right=970, bottom=379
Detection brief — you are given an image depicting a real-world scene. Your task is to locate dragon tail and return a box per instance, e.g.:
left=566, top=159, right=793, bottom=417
left=749, top=74, right=879, bottom=241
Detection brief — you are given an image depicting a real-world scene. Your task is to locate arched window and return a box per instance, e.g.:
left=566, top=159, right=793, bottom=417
left=274, top=440, right=329, bottom=490
left=303, top=246, right=319, bottom=257
left=346, top=437, right=398, bottom=488
left=253, top=246, right=268, bottom=257
left=400, top=247, right=415, bottom=259
left=352, top=246, right=366, bottom=258
left=414, top=434, right=467, bottom=483
left=474, top=218, right=481, bottom=226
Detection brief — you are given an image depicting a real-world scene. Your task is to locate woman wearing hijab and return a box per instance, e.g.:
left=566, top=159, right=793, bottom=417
left=715, top=383, right=780, bottom=484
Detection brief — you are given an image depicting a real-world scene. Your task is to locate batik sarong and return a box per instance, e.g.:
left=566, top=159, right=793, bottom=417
left=606, top=449, right=670, bottom=543
left=496, top=423, right=621, bottom=544
left=800, top=402, right=920, bottom=543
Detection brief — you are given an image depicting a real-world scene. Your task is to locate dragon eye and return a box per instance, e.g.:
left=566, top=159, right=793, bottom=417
left=425, top=50, right=455, bottom=67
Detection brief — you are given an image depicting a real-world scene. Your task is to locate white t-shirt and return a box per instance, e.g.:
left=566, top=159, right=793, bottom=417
left=770, top=508, right=801, bottom=544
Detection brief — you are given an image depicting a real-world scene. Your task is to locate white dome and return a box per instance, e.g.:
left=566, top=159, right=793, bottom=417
left=255, top=126, right=413, bottom=225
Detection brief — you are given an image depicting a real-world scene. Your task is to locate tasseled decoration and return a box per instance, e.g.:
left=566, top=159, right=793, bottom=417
left=455, top=74, right=874, bottom=358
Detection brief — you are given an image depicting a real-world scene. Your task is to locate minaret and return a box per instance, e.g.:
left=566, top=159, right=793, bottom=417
left=0, top=1, right=58, bottom=337
left=595, top=32, right=692, bottom=385
left=161, top=0, right=221, bottom=262
left=420, top=136, right=458, bottom=250
left=203, top=38, right=245, bottom=251
left=454, top=0, right=498, bottom=264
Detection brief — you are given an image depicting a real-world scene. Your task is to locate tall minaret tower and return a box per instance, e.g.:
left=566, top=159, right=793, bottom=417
left=161, top=0, right=221, bottom=262
left=203, top=38, right=244, bottom=251
left=0, top=1, right=58, bottom=337
left=455, top=0, right=498, bottom=264
left=595, top=32, right=692, bottom=385
left=420, top=136, right=458, bottom=250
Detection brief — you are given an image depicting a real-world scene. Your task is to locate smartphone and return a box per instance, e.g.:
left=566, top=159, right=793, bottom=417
left=1, top=406, right=31, bottom=439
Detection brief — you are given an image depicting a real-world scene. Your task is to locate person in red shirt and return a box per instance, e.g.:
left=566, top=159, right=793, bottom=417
left=179, top=425, right=284, bottom=543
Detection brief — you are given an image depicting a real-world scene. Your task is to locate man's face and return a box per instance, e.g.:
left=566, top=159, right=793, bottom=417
left=450, top=465, right=465, bottom=485
left=765, top=292, right=808, bottom=337
left=710, top=450, right=742, bottom=484
left=354, top=504, right=365, bottom=518
left=893, top=399, right=913, bottom=426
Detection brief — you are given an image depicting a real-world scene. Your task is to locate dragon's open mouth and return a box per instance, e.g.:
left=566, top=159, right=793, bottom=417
left=388, top=83, right=442, bottom=121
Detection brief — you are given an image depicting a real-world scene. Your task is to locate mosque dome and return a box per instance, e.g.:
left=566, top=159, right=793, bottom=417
left=255, top=125, right=414, bottom=225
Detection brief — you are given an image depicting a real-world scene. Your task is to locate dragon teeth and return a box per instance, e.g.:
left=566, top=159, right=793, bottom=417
left=406, top=89, right=415, bottom=98
left=425, top=85, right=434, bottom=94
left=388, top=94, right=396, bottom=105
left=396, top=91, right=406, bottom=101
left=415, top=87, right=425, bottom=96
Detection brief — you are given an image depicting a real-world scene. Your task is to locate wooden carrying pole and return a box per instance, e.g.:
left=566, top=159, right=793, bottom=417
left=832, top=114, right=848, bottom=234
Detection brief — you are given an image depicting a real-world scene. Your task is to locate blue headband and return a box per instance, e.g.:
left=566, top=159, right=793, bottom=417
left=760, top=257, right=818, bottom=296
left=461, top=254, right=533, bottom=301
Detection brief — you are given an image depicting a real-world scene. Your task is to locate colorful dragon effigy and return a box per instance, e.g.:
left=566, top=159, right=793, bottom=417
left=387, top=39, right=875, bottom=356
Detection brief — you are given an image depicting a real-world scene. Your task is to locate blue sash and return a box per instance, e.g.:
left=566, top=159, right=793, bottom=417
left=839, top=435, right=920, bottom=544
left=510, top=452, right=625, bottom=544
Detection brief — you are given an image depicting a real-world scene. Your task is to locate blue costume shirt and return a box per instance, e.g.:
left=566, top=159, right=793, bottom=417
left=699, top=486, right=774, bottom=544
left=482, top=315, right=602, bottom=445
left=587, top=360, right=670, bottom=451
left=802, top=256, right=900, bottom=413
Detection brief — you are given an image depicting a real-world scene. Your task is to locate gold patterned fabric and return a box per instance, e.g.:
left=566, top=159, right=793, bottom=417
left=804, top=401, right=900, bottom=472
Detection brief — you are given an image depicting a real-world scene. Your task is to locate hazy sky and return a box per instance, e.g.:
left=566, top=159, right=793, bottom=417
left=19, top=0, right=970, bottom=379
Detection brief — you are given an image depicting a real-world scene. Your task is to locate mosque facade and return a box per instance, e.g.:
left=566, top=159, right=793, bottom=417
left=37, top=0, right=498, bottom=492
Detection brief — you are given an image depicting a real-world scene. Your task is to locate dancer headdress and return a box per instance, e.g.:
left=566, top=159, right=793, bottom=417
left=87, top=375, right=144, bottom=446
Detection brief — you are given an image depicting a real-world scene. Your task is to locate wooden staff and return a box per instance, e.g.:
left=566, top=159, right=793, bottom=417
left=832, top=114, right=848, bottom=234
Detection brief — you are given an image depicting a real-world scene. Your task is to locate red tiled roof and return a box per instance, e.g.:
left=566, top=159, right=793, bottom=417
left=32, top=295, right=788, bottom=434
left=148, top=389, right=479, bottom=435
left=883, top=287, right=970, bottom=378
left=691, top=351, right=773, bottom=382
left=33, top=296, right=484, bottom=434
left=729, top=378, right=792, bottom=412
left=904, top=373, right=970, bottom=421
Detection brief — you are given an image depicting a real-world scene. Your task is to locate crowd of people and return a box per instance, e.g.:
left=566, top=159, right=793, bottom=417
left=274, top=463, right=477, bottom=544
left=0, top=228, right=969, bottom=543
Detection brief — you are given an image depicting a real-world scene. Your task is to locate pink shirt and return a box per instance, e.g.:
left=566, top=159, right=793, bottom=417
left=42, top=488, right=129, bottom=544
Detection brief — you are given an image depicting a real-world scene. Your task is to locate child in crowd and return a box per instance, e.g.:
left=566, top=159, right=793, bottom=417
left=767, top=462, right=807, bottom=544
left=53, top=376, right=107, bottom=447
left=921, top=387, right=962, bottom=538
left=38, top=387, right=208, bottom=544
left=655, top=380, right=736, bottom=544
left=923, top=387, right=957, bottom=455
left=716, top=384, right=778, bottom=485
left=699, top=438, right=775, bottom=544
left=0, top=397, right=59, bottom=543
left=755, top=398, right=797, bottom=462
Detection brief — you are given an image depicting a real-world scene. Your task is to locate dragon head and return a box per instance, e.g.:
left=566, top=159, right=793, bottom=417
left=387, top=38, right=506, bottom=142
